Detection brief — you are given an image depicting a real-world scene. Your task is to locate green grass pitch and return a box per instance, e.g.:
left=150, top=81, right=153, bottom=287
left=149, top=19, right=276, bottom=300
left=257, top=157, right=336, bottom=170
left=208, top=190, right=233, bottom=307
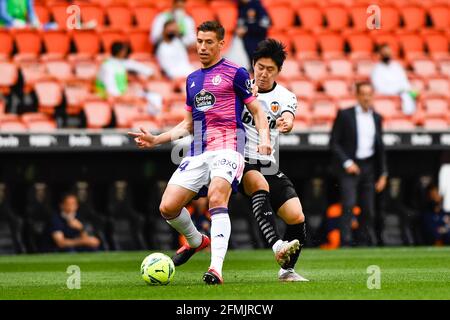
left=1, top=247, right=449, bottom=300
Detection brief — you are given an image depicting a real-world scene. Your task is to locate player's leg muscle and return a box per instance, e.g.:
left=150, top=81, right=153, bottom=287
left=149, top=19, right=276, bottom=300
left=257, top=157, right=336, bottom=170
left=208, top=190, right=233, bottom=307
left=277, top=197, right=305, bottom=224
left=160, top=184, right=197, bottom=219
left=242, top=170, right=269, bottom=195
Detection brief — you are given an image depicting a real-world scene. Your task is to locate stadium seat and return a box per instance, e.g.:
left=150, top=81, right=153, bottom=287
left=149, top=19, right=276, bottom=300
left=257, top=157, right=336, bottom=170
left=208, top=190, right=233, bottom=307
left=354, top=58, right=375, bottom=77
left=113, top=100, right=147, bottom=128
left=19, top=61, right=47, bottom=91
left=0, top=62, right=18, bottom=94
left=162, top=98, right=186, bottom=127
left=34, top=80, right=63, bottom=114
left=349, top=5, right=374, bottom=31
left=424, top=33, right=449, bottom=60
left=146, top=80, right=176, bottom=98
left=311, top=98, right=337, bottom=122
left=50, top=4, right=71, bottom=29
left=130, top=117, right=161, bottom=131
left=34, top=4, right=51, bottom=25
left=291, top=30, right=318, bottom=59
left=427, top=76, right=450, bottom=97
left=289, top=78, right=317, bottom=100
left=398, top=33, right=425, bottom=60
left=401, top=5, right=426, bottom=31
left=72, top=30, right=101, bottom=56
left=80, top=4, right=105, bottom=28
left=294, top=102, right=312, bottom=125
left=212, top=1, right=238, bottom=31
left=83, top=99, right=112, bottom=128
left=106, top=5, right=133, bottom=29
left=327, top=59, right=354, bottom=78
left=12, top=29, right=42, bottom=56
left=128, top=29, right=152, bottom=55
left=42, top=30, right=71, bottom=57
left=133, top=5, right=158, bottom=30
left=346, top=32, right=374, bottom=59
left=323, top=5, right=349, bottom=31
left=302, top=59, right=328, bottom=80
left=411, top=59, right=438, bottom=77
left=422, top=96, right=449, bottom=118
left=321, top=77, right=350, bottom=98
left=74, top=59, right=99, bottom=81
left=278, top=59, right=301, bottom=80
left=409, top=76, right=427, bottom=92
left=377, top=5, right=401, bottom=31
left=296, top=4, right=323, bottom=31
left=64, top=81, right=92, bottom=115
left=372, top=31, right=401, bottom=58
left=100, top=30, right=127, bottom=53
left=373, top=96, right=402, bottom=120
left=384, top=118, right=416, bottom=131
left=0, top=30, right=13, bottom=59
left=186, top=5, right=215, bottom=27
left=0, top=99, right=4, bottom=115
left=317, top=32, right=345, bottom=59
left=438, top=59, right=450, bottom=77
left=267, top=3, right=296, bottom=31
left=21, top=112, right=50, bottom=124
left=267, top=30, right=292, bottom=54
left=336, top=96, right=357, bottom=109
left=0, top=120, right=27, bottom=132
left=428, top=4, right=449, bottom=30
left=27, top=120, right=57, bottom=132
left=45, top=60, right=73, bottom=82
left=423, top=118, right=449, bottom=130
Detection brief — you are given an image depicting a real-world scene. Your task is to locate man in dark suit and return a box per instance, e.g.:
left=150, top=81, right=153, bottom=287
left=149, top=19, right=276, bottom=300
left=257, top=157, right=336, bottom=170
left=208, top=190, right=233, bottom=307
left=330, top=81, right=388, bottom=247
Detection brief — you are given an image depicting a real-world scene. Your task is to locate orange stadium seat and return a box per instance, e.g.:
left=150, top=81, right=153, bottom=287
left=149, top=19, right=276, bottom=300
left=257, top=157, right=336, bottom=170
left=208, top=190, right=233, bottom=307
left=322, top=77, right=350, bottom=98
left=302, top=59, right=328, bottom=80
left=423, top=118, right=449, bottom=130
left=50, top=4, right=71, bottom=29
left=323, top=5, right=349, bottom=31
left=212, top=1, right=238, bottom=31
left=27, top=120, right=57, bottom=132
left=291, top=30, right=318, bottom=60
left=296, top=4, right=323, bottom=31
left=64, top=81, right=92, bottom=115
left=19, top=61, right=47, bottom=91
left=21, top=112, right=50, bottom=124
left=349, top=5, right=371, bottom=31
left=336, top=96, right=357, bottom=109
left=34, top=4, right=51, bottom=25
left=128, top=29, right=152, bottom=54
left=131, top=117, right=161, bottom=131
left=72, top=30, right=101, bottom=56
left=267, top=3, right=296, bottom=31
left=317, top=32, right=345, bottom=59
left=378, top=5, right=400, bottom=31
left=74, top=59, right=99, bottom=81
left=113, top=100, right=147, bottom=128
left=384, top=118, right=416, bottom=131
left=100, top=30, right=127, bottom=53
left=427, top=77, right=450, bottom=97
left=186, top=5, right=215, bottom=27
left=12, top=29, right=42, bottom=56
left=267, top=30, right=292, bottom=54
left=84, top=99, right=112, bottom=128
left=424, top=33, right=449, bottom=60
left=409, top=76, right=427, bottom=92
left=106, top=5, right=133, bottom=29
left=428, top=4, right=449, bottom=30
left=0, top=120, right=27, bottom=132
left=42, top=30, right=71, bottom=57
left=294, top=102, right=312, bottom=124
left=398, top=33, right=425, bottom=60
left=0, top=30, right=13, bottom=59
left=146, top=80, right=175, bottom=98
left=133, top=5, right=158, bottom=30
left=411, top=59, right=438, bottom=77
left=0, top=62, right=18, bottom=94
left=45, top=60, right=73, bottom=82
left=401, top=5, right=426, bottom=31
left=34, top=80, right=63, bottom=114
left=373, top=96, right=403, bottom=120
left=346, top=32, right=374, bottom=59
left=278, top=59, right=301, bottom=80
left=423, top=96, right=449, bottom=118
left=289, top=78, right=317, bottom=100
left=328, top=58, right=354, bottom=78
left=311, top=98, right=337, bottom=122
left=80, top=4, right=105, bottom=28
left=372, top=32, right=401, bottom=58
left=438, top=59, right=450, bottom=77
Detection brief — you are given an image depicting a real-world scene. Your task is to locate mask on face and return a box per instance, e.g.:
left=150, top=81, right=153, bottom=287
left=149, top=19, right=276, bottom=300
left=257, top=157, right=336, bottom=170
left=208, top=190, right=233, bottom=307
left=381, top=56, right=391, bottom=64
left=167, top=32, right=177, bottom=40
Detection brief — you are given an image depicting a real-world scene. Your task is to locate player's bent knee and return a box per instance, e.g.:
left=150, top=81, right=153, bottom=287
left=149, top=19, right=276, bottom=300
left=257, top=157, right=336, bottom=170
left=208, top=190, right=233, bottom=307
left=159, top=202, right=181, bottom=219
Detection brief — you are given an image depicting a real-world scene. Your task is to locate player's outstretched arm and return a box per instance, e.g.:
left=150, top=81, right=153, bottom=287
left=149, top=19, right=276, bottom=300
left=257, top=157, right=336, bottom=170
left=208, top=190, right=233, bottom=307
left=246, top=99, right=272, bottom=155
left=128, top=111, right=193, bottom=149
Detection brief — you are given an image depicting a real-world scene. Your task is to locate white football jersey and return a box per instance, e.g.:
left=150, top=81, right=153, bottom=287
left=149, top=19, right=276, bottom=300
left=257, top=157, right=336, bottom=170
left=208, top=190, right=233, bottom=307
left=242, top=82, right=298, bottom=163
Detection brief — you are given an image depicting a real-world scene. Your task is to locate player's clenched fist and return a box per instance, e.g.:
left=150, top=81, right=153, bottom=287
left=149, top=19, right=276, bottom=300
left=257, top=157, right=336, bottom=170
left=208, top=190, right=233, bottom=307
left=257, top=143, right=272, bottom=155
left=128, top=127, right=157, bottom=149
left=276, top=117, right=290, bottom=133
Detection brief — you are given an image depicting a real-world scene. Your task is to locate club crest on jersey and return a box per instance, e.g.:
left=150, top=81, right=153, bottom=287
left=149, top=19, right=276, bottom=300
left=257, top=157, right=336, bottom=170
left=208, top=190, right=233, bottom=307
left=212, top=75, right=222, bottom=86
left=245, top=79, right=253, bottom=90
left=194, top=89, right=216, bottom=111
left=270, top=101, right=280, bottom=114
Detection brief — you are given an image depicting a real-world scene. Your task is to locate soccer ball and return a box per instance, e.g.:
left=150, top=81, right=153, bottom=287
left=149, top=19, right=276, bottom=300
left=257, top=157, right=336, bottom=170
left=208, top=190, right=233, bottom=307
left=141, top=253, right=175, bottom=285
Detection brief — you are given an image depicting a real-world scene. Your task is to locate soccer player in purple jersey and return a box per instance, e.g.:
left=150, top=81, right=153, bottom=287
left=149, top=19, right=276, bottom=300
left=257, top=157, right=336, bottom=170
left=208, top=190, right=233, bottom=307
left=129, top=21, right=297, bottom=285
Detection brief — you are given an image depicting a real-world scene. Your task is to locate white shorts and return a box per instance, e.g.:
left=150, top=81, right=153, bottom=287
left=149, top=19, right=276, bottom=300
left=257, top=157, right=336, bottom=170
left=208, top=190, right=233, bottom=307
left=168, top=150, right=245, bottom=194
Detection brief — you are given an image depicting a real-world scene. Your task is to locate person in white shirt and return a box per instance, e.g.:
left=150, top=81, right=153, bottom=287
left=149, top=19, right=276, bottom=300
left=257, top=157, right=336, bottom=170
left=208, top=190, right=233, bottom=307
left=156, top=19, right=195, bottom=80
left=371, top=43, right=417, bottom=115
left=150, top=0, right=196, bottom=49
left=96, top=42, right=162, bottom=116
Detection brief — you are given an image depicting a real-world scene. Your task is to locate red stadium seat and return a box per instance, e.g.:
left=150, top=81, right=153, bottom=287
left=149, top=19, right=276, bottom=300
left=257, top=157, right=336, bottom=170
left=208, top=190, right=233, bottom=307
left=34, top=80, right=63, bottom=114
left=0, top=120, right=27, bottom=132
left=289, top=78, right=317, bottom=100
left=438, top=59, right=450, bottom=77
left=162, top=98, right=186, bottom=127
left=19, top=61, right=47, bottom=90
left=346, top=32, right=374, bottom=59
left=106, top=5, right=133, bottom=28
left=100, top=30, right=127, bottom=53
left=128, top=29, right=152, bottom=54
left=72, top=30, right=101, bottom=56
left=373, top=96, right=402, bottom=120
left=291, top=30, right=318, bottom=60
left=64, top=81, right=92, bottom=115
left=349, top=5, right=375, bottom=31
left=45, top=60, right=73, bottom=82
left=401, top=5, right=426, bottom=31
left=50, top=4, right=71, bottom=29
left=398, top=33, right=425, bottom=60
left=80, top=4, right=105, bottom=28
left=21, top=112, right=50, bottom=124
left=267, top=3, right=296, bottom=31
left=409, top=76, right=426, bottom=92
left=427, top=76, right=450, bottom=97
left=423, top=96, right=449, bottom=117
left=336, top=96, right=357, bottom=110
left=321, top=77, right=350, bottom=98
left=74, top=59, right=99, bottom=81
left=327, top=59, right=354, bottom=78
left=294, top=103, right=312, bottom=125
left=267, top=30, right=292, bottom=54
left=212, top=1, right=238, bottom=31
left=384, top=119, right=416, bottom=131
left=296, top=4, right=323, bottom=31
left=27, top=120, right=57, bottom=132
left=131, top=117, right=161, bottom=131
left=278, top=59, right=301, bottom=80
left=424, top=33, right=449, bottom=60
left=186, top=5, right=215, bottom=27
left=311, top=98, right=337, bottom=122
left=317, top=32, right=345, bottom=59
left=323, top=5, right=349, bottom=31
left=354, top=58, right=376, bottom=77
left=423, top=118, right=449, bottom=130
left=0, top=30, right=13, bottom=59
left=84, top=99, right=112, bottom=128
left=113, top=100, right=147, bottom=128
left=42, top=30, right=71, bottom=57
left=146, top=80, right=175, bottom=97
left=428, top=4, right=449, bottom=30
left=378, top=5, right=401, bottom=31
left=12, top=29, right=42, bottom=55
left=0, top=62, right=18, bottom=94
left=411, top=59, right=438, bottom=77
left=35, top=4, right=51, bottom=25
left=133, top=5, right=158, bottom=30
left=302, top=59, right=328, bottom=80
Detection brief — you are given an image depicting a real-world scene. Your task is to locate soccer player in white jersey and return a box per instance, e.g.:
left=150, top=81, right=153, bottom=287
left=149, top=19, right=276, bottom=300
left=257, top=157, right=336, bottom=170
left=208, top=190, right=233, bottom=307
left=129, top=22, right=299, bottom=285
left=240, top=39, right=308, bottom=282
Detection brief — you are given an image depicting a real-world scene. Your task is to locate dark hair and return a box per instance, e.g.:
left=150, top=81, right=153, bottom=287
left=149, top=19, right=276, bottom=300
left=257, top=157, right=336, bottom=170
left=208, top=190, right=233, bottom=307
left=252, top=39, right=287, bottom=70
left=60, top=192, right=77, bottom=204
left=355, top=81, right=373, bottom=93
left=111, top=41, right=128, bottom=57
left=197, top=20, right=225, bottom=41
left=377, top=42, right=390, bottom=52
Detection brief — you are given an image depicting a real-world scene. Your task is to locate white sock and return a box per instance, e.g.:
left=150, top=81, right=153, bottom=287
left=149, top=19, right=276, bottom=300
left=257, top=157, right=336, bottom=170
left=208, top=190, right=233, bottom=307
left=209, top=209, right=231, bottom=276
left=166, top=207, right=203, bottom=248
left=272, top=239, right=283, bottom=254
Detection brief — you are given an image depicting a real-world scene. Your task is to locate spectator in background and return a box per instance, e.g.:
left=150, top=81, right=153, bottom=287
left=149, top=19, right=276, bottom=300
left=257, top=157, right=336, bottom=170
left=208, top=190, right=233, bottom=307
left=96, top=42, right=162, bottom=116
left=236, top=0, right=271, bottom=68
left=0, top=0, right=40, bottom=28
left=371, top=43, right=417, bottom=115
left=45, top=193, right=100, bottom=252
left=156, top=19, right=194, bottom=80
left=330, top=82, right=388, bottom=247
left=423, top=184, right=450, bottom=245
left=151, top=0, right=196, bottom=49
